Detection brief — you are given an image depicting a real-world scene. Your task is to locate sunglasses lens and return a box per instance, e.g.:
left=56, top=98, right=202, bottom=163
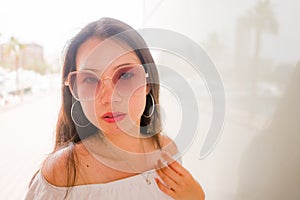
left=69, top=71, right=100, bottom=100
left=113, top=66, right=147, bottom=96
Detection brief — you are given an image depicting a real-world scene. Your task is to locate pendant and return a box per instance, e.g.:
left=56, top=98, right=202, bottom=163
left=146, top=178, right=151, bottom=185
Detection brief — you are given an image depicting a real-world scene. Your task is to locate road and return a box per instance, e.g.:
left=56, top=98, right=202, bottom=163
left=0, top=89, right=60, bottom=200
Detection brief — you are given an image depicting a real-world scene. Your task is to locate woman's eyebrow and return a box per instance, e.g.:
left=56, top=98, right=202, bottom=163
left=113, top=62, right=138, bottom=70
left=80, top=62, right=139, bottom=72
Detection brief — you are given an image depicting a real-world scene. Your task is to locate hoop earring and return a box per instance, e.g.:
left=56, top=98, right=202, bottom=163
left=71, top=101, right=91, bottom=128
left=143, top=93, right=155, bottom=118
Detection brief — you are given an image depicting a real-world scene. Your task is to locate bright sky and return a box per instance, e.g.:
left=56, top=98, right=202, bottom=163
left=0, top=0, right=299, bottom=64
left=0, top=0, right=143, bottom=62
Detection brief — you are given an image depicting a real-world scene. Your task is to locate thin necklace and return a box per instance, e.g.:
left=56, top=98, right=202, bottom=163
left=139, top=138, right=153, bottom=185
left=103, top=136, right=155, bottom=185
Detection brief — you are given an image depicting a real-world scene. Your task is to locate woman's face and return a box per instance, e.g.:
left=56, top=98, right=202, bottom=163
left=75, top=37, right=148, bottom=137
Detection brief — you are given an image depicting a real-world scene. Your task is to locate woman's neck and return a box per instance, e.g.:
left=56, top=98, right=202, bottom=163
left=105, top=134, right=144, bottom=153
left=101, top=124, right=148, bottom=153
left=80, top=130, right=157, bottom=173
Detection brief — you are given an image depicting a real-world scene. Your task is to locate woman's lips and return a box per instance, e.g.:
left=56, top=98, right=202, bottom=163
left=102, top=112, right=127, bottom=123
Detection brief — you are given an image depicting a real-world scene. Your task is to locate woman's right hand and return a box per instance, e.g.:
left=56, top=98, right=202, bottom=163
left=155, top=152, right=205, bottom=200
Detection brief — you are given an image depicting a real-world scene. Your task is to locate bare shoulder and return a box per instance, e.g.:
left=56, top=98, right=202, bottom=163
left=41, top=146, right=72, bottom=187
left=159, top=134, right=174, bottom=146
left=159, top=134, right=178, bottom=156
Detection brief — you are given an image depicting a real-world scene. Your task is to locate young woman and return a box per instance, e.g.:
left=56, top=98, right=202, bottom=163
left=25, top=17, right=205, bottom=200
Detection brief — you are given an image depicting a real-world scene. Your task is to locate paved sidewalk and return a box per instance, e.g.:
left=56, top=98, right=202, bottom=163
left=0, top=89, right=60, bottom=200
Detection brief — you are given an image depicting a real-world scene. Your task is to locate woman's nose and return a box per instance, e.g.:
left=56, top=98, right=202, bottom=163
left=98, top=79, right=121, bottom=104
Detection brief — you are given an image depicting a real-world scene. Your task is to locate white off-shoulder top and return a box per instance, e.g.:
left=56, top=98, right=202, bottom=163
left=25, top=170, right=173, bottom=200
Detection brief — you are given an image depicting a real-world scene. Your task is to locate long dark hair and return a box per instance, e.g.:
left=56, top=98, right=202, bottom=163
left=30, top=17, right=163, bottom=198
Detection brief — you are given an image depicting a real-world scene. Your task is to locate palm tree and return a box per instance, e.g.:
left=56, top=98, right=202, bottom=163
left=7, top=36, right=24, bottom=98
left=246, top=0, right=278, bottom=115
left=248, top=0, right=278, bottom=62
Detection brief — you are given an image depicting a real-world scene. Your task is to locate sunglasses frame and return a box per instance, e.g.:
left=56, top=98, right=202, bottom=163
left=64, top=64, right=149, bottom=101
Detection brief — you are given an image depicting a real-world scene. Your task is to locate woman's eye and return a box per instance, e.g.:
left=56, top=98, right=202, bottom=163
left=120, top=72, right=134, bottom=80
left=83, top=76, right=98, bottom=84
